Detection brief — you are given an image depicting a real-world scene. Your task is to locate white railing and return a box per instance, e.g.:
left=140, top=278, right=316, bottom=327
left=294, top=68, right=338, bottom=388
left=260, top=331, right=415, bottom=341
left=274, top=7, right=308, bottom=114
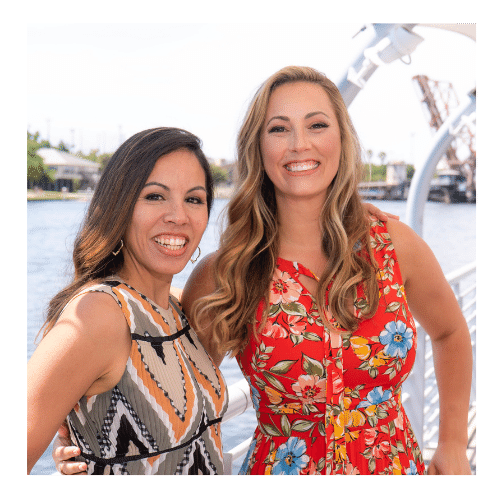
left=222, top=261, right=476, bottom=474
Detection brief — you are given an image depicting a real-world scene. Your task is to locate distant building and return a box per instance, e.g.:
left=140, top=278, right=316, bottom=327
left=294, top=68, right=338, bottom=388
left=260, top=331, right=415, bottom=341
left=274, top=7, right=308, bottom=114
left=386, top=161, right=408, bottom=185
left=35, top=148, right=101, bottom=192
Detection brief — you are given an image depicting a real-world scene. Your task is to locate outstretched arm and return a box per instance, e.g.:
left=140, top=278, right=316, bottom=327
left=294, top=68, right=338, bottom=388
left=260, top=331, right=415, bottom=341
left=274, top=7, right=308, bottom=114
left=387, top=219, right=472, bottom=475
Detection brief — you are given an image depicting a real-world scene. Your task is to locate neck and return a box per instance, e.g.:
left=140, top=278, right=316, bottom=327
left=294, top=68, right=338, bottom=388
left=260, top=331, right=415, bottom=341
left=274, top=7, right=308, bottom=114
left=118, top=265, right=173, bottom=310
left=275, top=194, right=325, bottom=259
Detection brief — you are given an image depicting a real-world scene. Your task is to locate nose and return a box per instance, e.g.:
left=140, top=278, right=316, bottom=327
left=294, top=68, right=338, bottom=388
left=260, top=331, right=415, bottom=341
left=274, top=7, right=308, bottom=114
left=290, top=128, right=310, bottom=152
left=162, top=199, right=188, bottom=225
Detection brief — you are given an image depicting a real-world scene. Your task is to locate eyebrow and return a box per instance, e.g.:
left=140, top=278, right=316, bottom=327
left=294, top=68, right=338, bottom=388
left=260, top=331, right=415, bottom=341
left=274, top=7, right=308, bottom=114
left=144, top=181, right=207, bottom=193
left=266, top=111, right=330, bottom=127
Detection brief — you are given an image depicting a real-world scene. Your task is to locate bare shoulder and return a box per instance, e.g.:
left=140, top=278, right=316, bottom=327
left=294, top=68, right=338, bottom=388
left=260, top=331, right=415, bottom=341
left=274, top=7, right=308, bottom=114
left=57, top=290, right=128, bottom=342
left=384, top=219, right=442, bottom=285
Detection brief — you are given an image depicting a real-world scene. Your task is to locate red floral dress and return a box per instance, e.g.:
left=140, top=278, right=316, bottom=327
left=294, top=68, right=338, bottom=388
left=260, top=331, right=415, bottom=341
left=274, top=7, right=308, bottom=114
left=236, top=221, right=425, bottom=475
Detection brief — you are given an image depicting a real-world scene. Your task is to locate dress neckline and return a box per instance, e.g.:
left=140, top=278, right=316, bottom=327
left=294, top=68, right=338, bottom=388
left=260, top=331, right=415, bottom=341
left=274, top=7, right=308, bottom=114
left=276, top=257, right=320, bottom=282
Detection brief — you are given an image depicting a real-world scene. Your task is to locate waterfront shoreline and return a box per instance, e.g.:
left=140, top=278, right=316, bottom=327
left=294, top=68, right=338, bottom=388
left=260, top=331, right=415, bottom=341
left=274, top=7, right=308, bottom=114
left=28, top=186, right=236, bottom=202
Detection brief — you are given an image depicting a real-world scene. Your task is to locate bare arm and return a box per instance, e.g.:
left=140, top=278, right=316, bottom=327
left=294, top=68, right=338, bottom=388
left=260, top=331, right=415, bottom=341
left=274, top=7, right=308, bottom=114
left=27, top=293, right=130, bottom=474
left=182, top=252, right=226, bottom=367
left=387, top=219, right=472, bottom=474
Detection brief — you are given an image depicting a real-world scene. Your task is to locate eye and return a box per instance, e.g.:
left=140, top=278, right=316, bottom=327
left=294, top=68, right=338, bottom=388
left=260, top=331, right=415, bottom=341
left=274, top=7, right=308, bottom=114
left=144, top=192, right=164, bottom=201
left=310, top=122, right=329, bottom=130
left=268, top=125, right=287, bottom=133
left=186, top=196, right=205, bottom=205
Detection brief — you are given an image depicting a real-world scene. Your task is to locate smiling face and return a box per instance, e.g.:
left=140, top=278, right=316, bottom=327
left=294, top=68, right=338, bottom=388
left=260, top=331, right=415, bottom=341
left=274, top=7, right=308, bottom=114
left=260, top=81, right=342, bottom=205
left=121, top=149, right=209, bottom=290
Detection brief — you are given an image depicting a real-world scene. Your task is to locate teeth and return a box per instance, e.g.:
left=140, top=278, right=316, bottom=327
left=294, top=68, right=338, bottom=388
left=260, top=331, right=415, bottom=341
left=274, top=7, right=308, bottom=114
left=154, top=236, right=186, bottom=250
left=285, top=161, right=319, bottom=172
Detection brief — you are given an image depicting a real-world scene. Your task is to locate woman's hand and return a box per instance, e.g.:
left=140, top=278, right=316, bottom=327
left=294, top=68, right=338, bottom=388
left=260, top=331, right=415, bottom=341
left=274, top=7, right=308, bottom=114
left=427, top=442, right=472, bottom=474
left=52, top=422, right=87, bottom=475
left=363, top=202, right=400, bottom=222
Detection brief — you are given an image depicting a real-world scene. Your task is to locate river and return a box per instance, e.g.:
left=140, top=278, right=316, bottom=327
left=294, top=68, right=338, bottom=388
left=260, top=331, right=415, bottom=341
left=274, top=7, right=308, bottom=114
left=27, top=198, right=476, bottom=474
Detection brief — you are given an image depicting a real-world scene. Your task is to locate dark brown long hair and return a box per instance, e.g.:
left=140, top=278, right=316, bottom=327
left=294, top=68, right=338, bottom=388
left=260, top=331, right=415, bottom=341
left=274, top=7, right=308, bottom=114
left=40, top=127, right=214, bottom=338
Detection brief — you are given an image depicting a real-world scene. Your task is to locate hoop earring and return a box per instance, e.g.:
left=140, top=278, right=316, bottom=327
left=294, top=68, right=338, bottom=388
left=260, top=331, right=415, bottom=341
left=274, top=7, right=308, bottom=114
left=112, top=239, right=124, bottom=256
left=190, top=246, right=201, bottom=264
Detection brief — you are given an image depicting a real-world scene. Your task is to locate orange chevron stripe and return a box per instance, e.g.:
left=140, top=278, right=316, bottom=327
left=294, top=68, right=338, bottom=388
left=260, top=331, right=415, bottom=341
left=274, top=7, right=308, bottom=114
left=129, top=341, right=197, bottom=442
left=113, top=287, right=133, bottom=326
left=114, top=285, right=171, bottom=334
left=175, top=340, right=226, bottom=416
left=170, top=304, right=183, bottom=331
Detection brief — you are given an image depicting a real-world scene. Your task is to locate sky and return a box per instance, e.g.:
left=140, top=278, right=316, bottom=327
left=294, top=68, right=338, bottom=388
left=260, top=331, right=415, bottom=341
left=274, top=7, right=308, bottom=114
left=27, top=22, right=476, bottom=168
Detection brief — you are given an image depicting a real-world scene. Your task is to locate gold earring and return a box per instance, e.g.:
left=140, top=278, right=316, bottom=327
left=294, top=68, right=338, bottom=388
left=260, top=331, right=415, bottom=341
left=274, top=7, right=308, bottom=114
left=112, top=239, right=124, bottom=256
left=190, top=246, right=201, bottom=264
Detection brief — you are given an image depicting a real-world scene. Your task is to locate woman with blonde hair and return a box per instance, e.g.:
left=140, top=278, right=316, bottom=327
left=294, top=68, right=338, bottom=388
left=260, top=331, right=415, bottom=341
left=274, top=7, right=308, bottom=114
left=183, top=66, right=472, bottom=474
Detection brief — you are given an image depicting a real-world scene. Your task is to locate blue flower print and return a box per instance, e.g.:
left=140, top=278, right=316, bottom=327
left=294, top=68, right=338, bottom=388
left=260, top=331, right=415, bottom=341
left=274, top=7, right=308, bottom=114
left=272, top=437, right=309, bottom=475
left=406, top=460, right=418, bottom=475
left=250, top=383, right=261, bottom=410
left=356, top=386, right=392, bottom=409
left=238, top=437, right=257, bottom=475
left=380, top=320, right=414, bottom=358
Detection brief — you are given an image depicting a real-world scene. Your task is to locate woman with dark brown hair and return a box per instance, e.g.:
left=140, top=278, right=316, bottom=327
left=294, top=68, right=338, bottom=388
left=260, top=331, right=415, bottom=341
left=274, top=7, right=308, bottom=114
left=28, top=127, right=228, bottom=474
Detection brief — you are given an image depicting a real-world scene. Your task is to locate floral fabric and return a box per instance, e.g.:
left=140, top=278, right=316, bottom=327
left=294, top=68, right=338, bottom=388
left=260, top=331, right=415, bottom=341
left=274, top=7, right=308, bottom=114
left=236, top=221, right=425, bottom=475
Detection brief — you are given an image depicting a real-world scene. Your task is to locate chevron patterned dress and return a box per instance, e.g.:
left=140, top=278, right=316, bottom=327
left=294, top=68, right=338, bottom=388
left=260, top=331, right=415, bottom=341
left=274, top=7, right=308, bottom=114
left=66, top=279, right=228, bottom=474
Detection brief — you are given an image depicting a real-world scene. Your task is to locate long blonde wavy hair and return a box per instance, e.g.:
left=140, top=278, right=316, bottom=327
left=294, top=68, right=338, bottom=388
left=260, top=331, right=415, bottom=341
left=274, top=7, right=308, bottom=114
left=193, top=66, right=379, bottom=356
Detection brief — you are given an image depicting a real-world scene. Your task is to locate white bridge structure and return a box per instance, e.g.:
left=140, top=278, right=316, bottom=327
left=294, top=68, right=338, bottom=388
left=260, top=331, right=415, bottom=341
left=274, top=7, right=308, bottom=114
left=221, top=23, right=476, bottom=474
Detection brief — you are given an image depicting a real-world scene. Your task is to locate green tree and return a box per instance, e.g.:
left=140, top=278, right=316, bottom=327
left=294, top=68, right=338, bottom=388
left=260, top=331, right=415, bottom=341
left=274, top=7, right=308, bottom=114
left=27, top=131, right=55, bottom=186
left=27, top=137, right=46, bottom=183
left=210, top=165, right=229, bottom=185
left=56, top=140, right=71, bottom=153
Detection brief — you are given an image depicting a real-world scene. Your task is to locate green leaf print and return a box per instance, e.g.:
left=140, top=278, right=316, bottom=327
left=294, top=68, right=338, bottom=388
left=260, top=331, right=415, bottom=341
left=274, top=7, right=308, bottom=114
left=261, top=422, right=282, bottom=437
left=385, top=301, right=401, bottom=313
left=291, top=419, right=316, bottom=432
left=302, top=331, right=322, bottom=342
left=269, top=359, right=297, bottom=374
left=281, top=414, right=291, bottom=437
left=262, top=371, right=287, bottom=392
left=281, top=302, right=308, bottom=317
left=302, top=353, right=325, bottom=378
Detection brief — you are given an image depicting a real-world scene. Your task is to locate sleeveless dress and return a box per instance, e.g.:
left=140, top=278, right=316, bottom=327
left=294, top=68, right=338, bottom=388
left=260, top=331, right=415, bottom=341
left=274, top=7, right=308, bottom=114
left=66, top=278, right=228, bottom=474
left=237, top=221, right=425, bottom=475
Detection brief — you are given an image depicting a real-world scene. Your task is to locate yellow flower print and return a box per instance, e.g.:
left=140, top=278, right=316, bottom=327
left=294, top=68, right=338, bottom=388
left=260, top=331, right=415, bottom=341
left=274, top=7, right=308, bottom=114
left=350, top=336, right=371, bottom=360
left=334, top=442, right=347, bottom=463
left=264, top=449, right=277, bottom=475
left=277, top=402, right=302, bottom=414
left=265, top=386, right=283, bottom=404
left=364, top=404, right=377, bottom=417
left=369, top=350, right=391, bottom=368
left=392, top=455, right=402, bottom=474
left=333, top=413, right=345, bottom=439
left=345, top=429, right=361, bottom=443
left=345, top=409, right=366, bottom=427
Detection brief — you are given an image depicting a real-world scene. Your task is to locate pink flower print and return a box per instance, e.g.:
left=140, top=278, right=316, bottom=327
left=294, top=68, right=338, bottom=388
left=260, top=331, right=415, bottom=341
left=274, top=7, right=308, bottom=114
left=291, top=374, right=327, bottom=404
left=270, top=270, right=303, bottom=305
left=262, top=314, right=307, bottom=339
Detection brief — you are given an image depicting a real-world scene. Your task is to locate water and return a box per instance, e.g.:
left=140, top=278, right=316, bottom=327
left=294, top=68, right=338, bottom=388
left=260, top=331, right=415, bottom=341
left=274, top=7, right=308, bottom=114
left=27, top=198, right=476, bottom=474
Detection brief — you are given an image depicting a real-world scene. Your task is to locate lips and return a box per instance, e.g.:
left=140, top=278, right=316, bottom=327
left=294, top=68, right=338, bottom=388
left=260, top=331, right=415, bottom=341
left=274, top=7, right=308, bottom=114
left=284, top=161, right=319, bottom=173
